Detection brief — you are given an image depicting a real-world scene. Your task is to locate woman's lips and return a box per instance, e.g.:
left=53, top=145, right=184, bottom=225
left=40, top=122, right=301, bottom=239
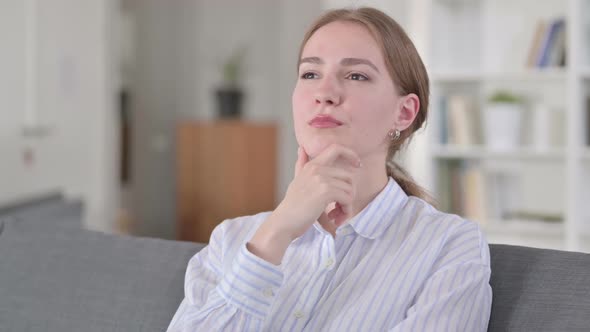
left=309, top=115, right=343, bottom=128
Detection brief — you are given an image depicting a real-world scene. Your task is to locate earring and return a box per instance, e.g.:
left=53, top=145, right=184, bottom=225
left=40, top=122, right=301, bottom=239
left=388, top=129, right=401, bottom=141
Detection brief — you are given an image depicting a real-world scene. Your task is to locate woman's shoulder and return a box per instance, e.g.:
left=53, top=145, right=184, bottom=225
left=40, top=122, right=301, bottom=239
left=212, top=211, right=273, bottom=241
left=192, top=211, right=274, bottom=271
left=405, top=196, right=490, bottom=266
left=405, top=195, right=481, bottom=230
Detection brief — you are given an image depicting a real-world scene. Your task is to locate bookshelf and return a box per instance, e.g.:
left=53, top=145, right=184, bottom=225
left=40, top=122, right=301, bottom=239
left=425, top=0, right=590, bottom=251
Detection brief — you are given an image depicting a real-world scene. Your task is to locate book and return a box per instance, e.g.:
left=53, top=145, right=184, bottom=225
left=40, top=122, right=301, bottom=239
left=587, top=97, right=590, bottom=146
left=526, top=20, right=548, bottom=68
left=437, top=161, right=453, bottom=212
left=526, top=18, right=567, bottom=68
left=450, top=163, right=465, bottom=215
left=463, top=163, right=487, bottom=224
left=447, top=94, right=474, bottom=145
left=439, top=96, right=449, bottom=145
left=547, top=19, right=566, bottom=67
left=485, top=165, right=522, bottom=221
left=443, top=161, right=488, bottom=225
left=537, top=18, right=564, bottom=67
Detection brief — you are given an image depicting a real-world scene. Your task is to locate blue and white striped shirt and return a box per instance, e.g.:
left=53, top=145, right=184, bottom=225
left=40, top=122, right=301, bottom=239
left=167, top=177, right=492, bottom=331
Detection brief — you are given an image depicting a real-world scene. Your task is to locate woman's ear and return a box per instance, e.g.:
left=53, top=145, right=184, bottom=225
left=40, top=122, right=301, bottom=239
left=395, top=93, right=420, bottom=131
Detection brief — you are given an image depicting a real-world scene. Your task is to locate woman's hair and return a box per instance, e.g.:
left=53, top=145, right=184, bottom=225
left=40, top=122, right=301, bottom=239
left=297, top=7, right=433, bottom=202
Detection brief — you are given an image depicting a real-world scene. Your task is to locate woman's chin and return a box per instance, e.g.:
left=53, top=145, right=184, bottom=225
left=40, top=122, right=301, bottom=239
left=305, top=139, right=342, bottom=158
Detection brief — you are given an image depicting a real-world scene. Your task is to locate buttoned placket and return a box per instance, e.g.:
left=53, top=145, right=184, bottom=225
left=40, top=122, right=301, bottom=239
left=289, top=230, right=338, bottom=329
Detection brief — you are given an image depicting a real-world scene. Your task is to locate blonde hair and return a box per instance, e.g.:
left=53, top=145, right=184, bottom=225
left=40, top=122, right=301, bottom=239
left=297, top=7, right=432, bottom=201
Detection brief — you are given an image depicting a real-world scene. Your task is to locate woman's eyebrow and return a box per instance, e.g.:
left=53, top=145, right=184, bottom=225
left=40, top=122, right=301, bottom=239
left=299, top=56, right=322, bottom=66
left=340, top=58, right=380, bottom=73
left=298, top=56, right=380, bottom=73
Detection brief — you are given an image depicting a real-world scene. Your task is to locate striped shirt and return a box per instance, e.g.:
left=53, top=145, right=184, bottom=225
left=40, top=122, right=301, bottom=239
left=167, top=177, right=492, bottom=331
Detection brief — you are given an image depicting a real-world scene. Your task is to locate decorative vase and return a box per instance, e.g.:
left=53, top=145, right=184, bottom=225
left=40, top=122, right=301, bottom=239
left=215, top=87, right=243, bottom=118
left=483, top=102, right=523, bottom=150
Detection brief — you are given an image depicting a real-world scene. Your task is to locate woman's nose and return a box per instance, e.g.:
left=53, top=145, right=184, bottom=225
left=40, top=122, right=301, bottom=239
left=315, top=94, right=340, bottom=105
left=314, top=78, right=342, bottom=106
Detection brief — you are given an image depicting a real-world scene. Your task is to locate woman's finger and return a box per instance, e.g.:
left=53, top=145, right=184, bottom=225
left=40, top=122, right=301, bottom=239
left=313, top=144, right=361, bottom=168
left=327, top=203, right=350, bottom=227
left=316, top=166, right=356, bottom=185
left=321, top=176, right=354, bottom=197
left=294, top=146, right=309, bottom=177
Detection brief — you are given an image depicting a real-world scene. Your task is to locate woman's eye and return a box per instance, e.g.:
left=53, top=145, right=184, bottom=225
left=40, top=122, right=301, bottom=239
left=300, top=72, right=318, bottom=79
left=348, top=73, right=369, bottom=81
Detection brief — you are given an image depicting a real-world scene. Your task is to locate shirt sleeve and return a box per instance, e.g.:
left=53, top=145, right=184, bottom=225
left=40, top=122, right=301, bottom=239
left=388, top=223, right=493, bottom=332
left=166, top=220, right=284, bottom=332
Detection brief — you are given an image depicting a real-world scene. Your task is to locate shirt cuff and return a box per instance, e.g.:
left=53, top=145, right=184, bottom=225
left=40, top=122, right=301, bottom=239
left=216, top=243, right=284, bottom=319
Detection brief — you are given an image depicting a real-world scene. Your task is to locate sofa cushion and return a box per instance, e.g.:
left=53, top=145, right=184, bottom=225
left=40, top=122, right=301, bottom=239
left=488, top=244, right=590, bottom=331
left=0, top=221, right=205, bottom=332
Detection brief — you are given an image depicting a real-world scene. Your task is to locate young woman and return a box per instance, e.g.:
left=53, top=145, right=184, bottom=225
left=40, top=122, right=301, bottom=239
left=168, top=6, right=492, bottom=331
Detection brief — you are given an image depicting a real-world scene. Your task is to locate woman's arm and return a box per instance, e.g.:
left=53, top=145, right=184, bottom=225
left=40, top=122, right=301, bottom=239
left=388, top=226, right=493, bottom=331
left=388, top=261, right=492, bottom=331
left=166, top=221, right=284, bottom=332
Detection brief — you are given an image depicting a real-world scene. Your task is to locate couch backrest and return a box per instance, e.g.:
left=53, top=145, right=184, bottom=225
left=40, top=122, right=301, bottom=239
left=0, top=191, right=84, bottom=229
left=0, top=220, right=205, bottom=332
left=488, top=244, right=590, bottom=331
left=0, top=191, right=63, bottom=215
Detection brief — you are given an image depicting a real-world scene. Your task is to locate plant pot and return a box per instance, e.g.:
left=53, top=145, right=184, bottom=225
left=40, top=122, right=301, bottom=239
left=483, top=102, right=523, bottom=150
left=215, top=88, right=243, bottom=118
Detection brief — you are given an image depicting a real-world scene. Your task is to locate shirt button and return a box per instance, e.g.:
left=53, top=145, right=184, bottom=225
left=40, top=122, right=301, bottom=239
left=325, top=258, right=334, bottom=268
left=262, top=287, right=274, bottom=298
left=294, top=310, right=305, bottom=319
left=337, top=226, right=351, bottom=236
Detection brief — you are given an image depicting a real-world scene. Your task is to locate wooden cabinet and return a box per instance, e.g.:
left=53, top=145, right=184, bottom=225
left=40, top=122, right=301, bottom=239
left=176, top=121, right=277, bottom=243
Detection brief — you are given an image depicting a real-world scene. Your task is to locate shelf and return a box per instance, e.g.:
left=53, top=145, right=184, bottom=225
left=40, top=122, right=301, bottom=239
left=431, top=68, right=567, bottom=83
left=482, top=219, right=564, bottom=238
left=432, top=145, right=565, bottom=160
left=425, top=0, right=588, bottom=252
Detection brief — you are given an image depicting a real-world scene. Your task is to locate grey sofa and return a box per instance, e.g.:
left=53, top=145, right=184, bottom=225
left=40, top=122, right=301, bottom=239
left=1, top=197, right=590, bottom=331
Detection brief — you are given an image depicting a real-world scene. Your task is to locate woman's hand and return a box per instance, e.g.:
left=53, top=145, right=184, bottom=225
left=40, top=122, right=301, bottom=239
left=272, top=144, right=361, bottom=240
left=247, top=144, right=360, bottom=265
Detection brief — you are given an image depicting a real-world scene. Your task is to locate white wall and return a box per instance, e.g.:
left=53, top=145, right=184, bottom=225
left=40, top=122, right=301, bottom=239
left=0, top=0, right=118, bottom=231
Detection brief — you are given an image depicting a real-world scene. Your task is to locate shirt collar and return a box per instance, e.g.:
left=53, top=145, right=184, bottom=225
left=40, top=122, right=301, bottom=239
left=345, top=177, right=408, bottom=240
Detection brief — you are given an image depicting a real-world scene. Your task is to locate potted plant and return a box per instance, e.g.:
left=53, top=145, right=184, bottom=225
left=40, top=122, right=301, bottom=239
left=215, top=46, right=247, bottom=118
left=483, top=90, right=525, bottom=150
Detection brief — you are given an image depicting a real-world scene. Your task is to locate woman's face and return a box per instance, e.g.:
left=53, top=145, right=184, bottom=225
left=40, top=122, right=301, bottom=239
left=292, top=21, right=400, bottom=160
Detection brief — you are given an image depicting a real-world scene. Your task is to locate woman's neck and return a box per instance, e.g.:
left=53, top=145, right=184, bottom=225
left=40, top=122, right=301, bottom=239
left=350, top=152, right=389, bottom=217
